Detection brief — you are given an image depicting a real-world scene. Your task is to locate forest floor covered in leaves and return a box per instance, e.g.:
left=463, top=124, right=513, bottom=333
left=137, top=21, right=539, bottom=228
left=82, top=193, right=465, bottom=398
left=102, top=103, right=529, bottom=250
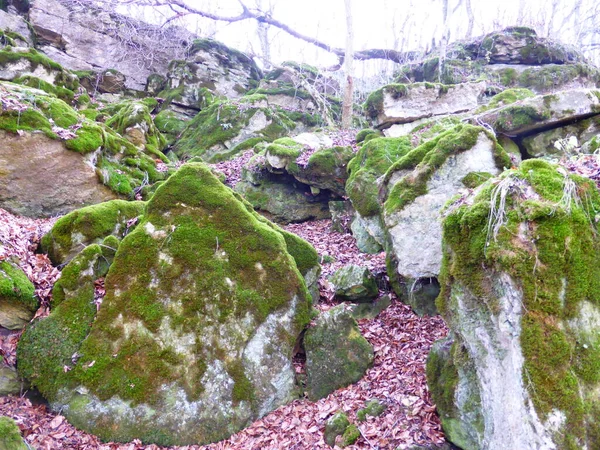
left=0, top=148, right=450, bottom=449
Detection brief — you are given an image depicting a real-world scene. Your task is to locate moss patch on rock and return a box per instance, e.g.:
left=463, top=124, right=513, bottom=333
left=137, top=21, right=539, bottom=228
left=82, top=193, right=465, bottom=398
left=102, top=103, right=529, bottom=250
left=41, top=199, right=145, bottom=265
left=0, top=260, right=36, bottom=330
left=346, top=136, right=413, bottom=217
left=305, top=305, right=374, bottom=400
left=0, top=416, right=27, bottom=450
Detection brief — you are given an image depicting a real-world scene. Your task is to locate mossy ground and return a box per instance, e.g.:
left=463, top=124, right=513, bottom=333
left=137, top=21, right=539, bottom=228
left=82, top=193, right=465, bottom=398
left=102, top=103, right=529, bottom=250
left=439, top=159, right=600, bottom=448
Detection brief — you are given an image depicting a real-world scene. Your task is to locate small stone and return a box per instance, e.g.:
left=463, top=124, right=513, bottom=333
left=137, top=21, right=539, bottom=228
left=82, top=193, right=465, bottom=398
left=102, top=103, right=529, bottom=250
left=324, top=412, right=350, bottom=447
left=329, top=265, right=378, bottom=303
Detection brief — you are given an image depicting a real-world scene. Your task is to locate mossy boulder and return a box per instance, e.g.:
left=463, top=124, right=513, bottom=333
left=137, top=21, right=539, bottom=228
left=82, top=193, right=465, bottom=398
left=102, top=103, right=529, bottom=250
left=329, top=265, right=378, bottom=303
left=0, top=363, right=24, bottom=396
left=476, top=88, right=600, bottom=136
left=153, top=109, right=188, bottom=145
left=0, top=47, right=77, bottom=90
left=364, top=82, right=485, bottom=130
left=41, top=200, right=145, bottom=265
left=0, top=416, right=27, bottom=450
left=356, top=399, right=386, bottom=422
left=382, top=124, right=510, bottom=315
left=18, top=163, right=313, bottom=446
left=0, top=260, right=36, bottom=330
left=324, top=411, right=351, bottom=447
left=305, top=305, right=374, bottom=400
left=431, top=159, right=600, bottom=449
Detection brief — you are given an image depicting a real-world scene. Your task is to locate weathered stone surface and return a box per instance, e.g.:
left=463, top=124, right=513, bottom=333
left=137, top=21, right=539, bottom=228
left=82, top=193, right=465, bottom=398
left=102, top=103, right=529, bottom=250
left=324, top=412, right=351, bottom=447
left=0, top=260, right=36, bottom=330
left=329, top=265, right=378, bottom=303
left=430, top=159, right=600, bottom=449
left=305, top=305, right=374, bottom=400
left=522, top=115, right=600, bottom=158
left=350, top=215, right=385, bottom=254
left=18, top=163, right=313, bottom=446
left=41, top=200, right=145, bottom=265
left=383, top=125, right=509, bottom=315
left=365, top=82, right=486, bottom=129
left=0, top=131, right=117, bottom=217
left=476, top=88, right=600, bottom=136
left=0, top=363, right=23, bottom=396
left=0, top=10, right=34, bottom=46
left=29, top=0, right=193, bottom=91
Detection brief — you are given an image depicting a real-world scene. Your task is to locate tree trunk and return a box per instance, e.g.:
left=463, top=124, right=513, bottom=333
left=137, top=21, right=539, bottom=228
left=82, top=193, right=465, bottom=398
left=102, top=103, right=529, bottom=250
left=438, top=0, right=449, bottom=84
left=341, top=0, right=354, bottom=129
left=465, top=0, right=474, bottom=38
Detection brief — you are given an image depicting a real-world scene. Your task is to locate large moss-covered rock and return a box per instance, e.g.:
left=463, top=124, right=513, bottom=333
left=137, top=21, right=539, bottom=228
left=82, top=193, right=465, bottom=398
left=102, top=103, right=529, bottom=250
left=0, top=416, right=28, bottom=450
left=41, top=200, right=145, bottom=265
left=382, top=124, right=511, bottom=315
left=0, top=260, right=36, bottom=330
left=18, top=163, right=314, bottom=446
left=329, top=265, right=378, bottom=303
left=305, top=305, right=374, bottom=400
left=430, top=159, right=600, bottom=449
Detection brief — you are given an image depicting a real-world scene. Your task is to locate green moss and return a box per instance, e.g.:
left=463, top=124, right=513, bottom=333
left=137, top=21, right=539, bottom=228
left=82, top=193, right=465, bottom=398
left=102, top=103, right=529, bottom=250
left=0, top=260, right=36, bottom=313
left=0, top=416, right=27, bottom=450
left=346, top=136, right=413, bottom=217
left=356, top=399, right=386, bottom=421
left=340, top=424, right=360, bottom=447
left=0, top=47, right=63, bottom=71
left=383, top=124, right=510, bottom=215
left=363, top=84, right=407, bottom=119
left=17, top=245, right=104, bottom=399
left=439, top=159, right=600, bottom=447
left=476, top=88, right=535, bottom=113
left=13, top=75, right=74, bottom=102
left=41, top=199, right=145, bottom=265
left=324, top=412, right=350, bottom=447
left=64, top=121, right=103, bottom=154
left=153, top=110, right=187, bottom=143
left=461, top=171, right=494, bottom=189
left=494, top=105, right=552, bottom=133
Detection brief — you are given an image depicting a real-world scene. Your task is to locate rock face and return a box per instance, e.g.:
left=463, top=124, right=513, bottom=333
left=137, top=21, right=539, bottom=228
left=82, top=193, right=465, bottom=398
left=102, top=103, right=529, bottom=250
left=28, top=0, right=193, bottom=91
left=0, top=260, right=36, bottom=330
left=382, top=125, right=510, bottom=315
left=0, top=130, right=117, bottom=217
left=429, top=159, right=600, bottom=449
left=235, top=136, right=351, bottom=223
left=365, top=82, right=486, bottom=129
left=18, top=163, right=314, bottom=446
left=305, top=305, right=374, bottom=400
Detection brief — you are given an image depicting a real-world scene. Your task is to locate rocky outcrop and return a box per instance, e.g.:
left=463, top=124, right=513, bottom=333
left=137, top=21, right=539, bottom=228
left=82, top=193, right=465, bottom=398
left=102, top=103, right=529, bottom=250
left=162, top=39, right=261, bottom=115
left=0, top=260, right=36, bottom=330
left=476, top=88, right=600, bottom=136
left=304, top=305, right=374, bottom=400
left=398, top=27, right=600, bottom=94
left=29, top=0, right=193, bottom=91
left=382, top=125, right=511, bottom=315
left=18, top=163, right=316, bottom=446
left=429, top=159, right=600, bottom=449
